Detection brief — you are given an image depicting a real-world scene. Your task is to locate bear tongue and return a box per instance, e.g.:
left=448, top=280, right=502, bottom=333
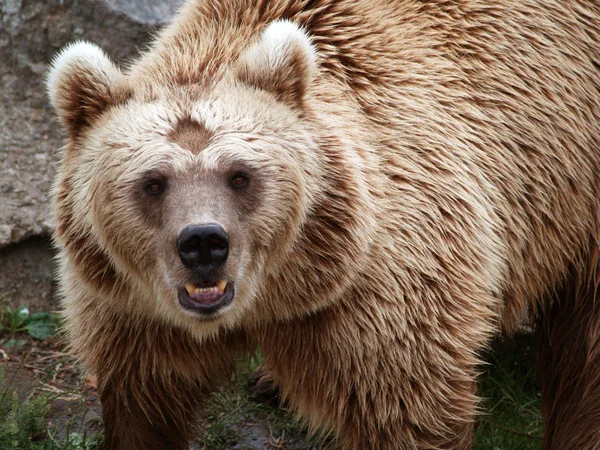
left=184, top=281, right=227, bottom=304
left=188, top=289, right=222, bottom=304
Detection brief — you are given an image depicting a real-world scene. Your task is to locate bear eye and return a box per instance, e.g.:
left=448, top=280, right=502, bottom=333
left=230, top=172, right=249, bottom=190
left=145, top=179, right=166, bottom=196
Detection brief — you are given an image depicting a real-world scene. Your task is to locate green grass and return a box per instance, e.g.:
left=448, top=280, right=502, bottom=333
left=0, top=368, right=51, bottom=449
left=473, top=335, right=542, bottom=450
left=0, top=362, right=102, bottom=450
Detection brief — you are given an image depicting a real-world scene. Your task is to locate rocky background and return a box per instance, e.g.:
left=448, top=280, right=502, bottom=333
left=0, top=0, right=183, bottom=310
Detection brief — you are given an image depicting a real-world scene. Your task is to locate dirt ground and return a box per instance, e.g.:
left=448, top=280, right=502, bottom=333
left=2, top=337, right=103, bottom=441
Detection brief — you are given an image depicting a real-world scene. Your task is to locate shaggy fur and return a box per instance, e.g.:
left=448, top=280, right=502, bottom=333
left=47, top=0, right=600, bottom=449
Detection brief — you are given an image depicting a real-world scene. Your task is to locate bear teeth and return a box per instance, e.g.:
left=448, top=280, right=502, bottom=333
left=185, top=281, right=227, bottom=295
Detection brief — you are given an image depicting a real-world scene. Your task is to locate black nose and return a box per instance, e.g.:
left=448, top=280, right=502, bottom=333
left=177, top=224, right=229, bottom=270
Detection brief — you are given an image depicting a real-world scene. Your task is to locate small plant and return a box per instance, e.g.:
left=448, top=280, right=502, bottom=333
left=0, top=305, right=58, bottom=348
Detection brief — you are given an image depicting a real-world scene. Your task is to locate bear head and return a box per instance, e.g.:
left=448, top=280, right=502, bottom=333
left=47, top=20, right=374, bottom=337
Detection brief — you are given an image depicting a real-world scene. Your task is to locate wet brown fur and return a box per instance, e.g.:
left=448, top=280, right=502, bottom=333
left=47, top=1, right=600, bottom=449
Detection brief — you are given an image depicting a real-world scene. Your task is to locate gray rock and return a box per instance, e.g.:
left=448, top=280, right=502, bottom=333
left=0, top=237, right=56, bottom=312
left=0, top=0, right=183, bottom=308
left=103, top=0, right=182, bottom=25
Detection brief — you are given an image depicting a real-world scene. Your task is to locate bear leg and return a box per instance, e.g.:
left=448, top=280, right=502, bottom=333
left=70, top=307, right=243, bottom=450
left=99, top=370, right=202, bottom=450
left=537, top=253, right=600, bottom=449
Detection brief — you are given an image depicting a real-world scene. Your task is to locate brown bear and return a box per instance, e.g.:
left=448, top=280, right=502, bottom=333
left=47, top=0, right=600, bottom=448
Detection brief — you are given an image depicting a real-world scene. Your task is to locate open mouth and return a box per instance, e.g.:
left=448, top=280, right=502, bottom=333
left=177, top=280, right=235, bottom=315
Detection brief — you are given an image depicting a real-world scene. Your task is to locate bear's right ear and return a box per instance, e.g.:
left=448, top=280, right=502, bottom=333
left=47, top=42, right=130, bottom=139
left=235, top=20, right=317, bottom=109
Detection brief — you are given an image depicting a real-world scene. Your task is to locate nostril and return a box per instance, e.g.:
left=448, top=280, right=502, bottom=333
left=177, top=224, right=229, bottom=269
left=206, top=233, right=228, bottom=251
left=179, top=235, right=202, bottom=254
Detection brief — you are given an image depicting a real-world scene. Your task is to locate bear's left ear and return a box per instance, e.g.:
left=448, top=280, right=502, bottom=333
left=46, top=41, right=130, bottom=140
left=235, top=20, right=317, bottom=108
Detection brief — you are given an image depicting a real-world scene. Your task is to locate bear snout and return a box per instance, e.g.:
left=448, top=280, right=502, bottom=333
left=176, top=223, right=229, bottom=271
